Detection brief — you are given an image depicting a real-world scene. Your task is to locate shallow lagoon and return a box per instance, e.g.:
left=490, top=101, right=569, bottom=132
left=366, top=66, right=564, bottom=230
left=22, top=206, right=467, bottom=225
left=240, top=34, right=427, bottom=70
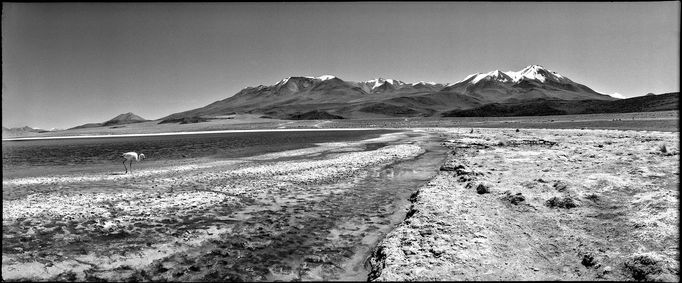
left=2, top=129, right=446, bottom=281
left=2, top=130, right=395, bottom=178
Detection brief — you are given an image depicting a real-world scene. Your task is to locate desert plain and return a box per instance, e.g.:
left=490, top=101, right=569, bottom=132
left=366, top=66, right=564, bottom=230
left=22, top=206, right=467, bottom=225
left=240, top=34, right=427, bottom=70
left=2, top=111, right=679, bottom=281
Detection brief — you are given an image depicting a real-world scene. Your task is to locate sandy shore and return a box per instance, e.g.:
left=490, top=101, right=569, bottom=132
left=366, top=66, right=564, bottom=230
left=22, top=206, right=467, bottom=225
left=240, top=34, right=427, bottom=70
left=368, top=127, right=679, bottom=281
left=1, top=127, right=392, bottom=141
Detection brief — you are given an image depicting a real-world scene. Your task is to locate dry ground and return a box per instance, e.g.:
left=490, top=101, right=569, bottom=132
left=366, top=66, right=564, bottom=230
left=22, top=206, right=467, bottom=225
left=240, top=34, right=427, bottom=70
left=369, top=127, right=679, bottom=281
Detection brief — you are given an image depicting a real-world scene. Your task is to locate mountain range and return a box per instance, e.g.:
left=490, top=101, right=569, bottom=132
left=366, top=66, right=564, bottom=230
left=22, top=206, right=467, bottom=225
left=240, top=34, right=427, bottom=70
left=4, top=65, right=678, bottom=133
left=162, top=65, right=635, bottom=121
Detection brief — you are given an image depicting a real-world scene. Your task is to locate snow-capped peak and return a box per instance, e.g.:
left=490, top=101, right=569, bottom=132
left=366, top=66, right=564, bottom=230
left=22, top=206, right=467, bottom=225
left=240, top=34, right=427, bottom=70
left=456, top=65, right=573, bottom=85
left=306, top=75, right=337, bottom=81
left=276, top=77, right=291, bottom=85
left=276, top=75, right=338, bottom=85
left=467, top=70, right=513, bottom=84
left=506, top=65, right=571, bottom=83
left=366, top=78, right=404, bottom=89
left=412, top=81, right=438, bottom=86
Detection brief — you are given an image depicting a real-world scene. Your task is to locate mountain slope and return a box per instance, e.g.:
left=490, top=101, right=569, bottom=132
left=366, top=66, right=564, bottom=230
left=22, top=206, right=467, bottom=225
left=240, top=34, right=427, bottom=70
left=70, top=112, right=149, bottom=129
left=442, top=92, right=678, bottom=117
left=102, top=112, right=148, bottom=126
left=160, top=65, right=663, bottom=121
left=441, top=65, right=613, bottom=102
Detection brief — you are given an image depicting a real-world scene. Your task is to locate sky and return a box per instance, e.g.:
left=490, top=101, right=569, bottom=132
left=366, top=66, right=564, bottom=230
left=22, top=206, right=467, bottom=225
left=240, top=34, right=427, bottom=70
left=2, top=2, right=679, bottom=129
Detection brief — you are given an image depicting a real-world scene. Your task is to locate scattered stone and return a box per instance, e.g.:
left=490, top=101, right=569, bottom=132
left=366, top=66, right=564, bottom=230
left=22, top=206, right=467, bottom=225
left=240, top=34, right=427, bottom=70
left=475, top=183, right=490, bottom=194
left=457, top=175, right=473, bottom=182
left=553, top=181, right=568, bottom=192
left=623, top=255, right=663, bottom=281
left=545, top=196, right=578, bottom=209
left=603, top=266, right=612, bottom=273
left=658, top=144, right=667, bottom=154
left=582, top=253, right=597, bottom=267
left=502, top=191, right=525, bottom=205
left=439, top=164, right=460, bottom=172
left=584, top=193, right=600, bottom=203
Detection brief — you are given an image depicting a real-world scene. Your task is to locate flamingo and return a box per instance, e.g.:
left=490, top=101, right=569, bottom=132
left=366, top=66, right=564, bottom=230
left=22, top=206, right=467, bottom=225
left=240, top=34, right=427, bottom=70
left=121, top=152, right=145, bottom=174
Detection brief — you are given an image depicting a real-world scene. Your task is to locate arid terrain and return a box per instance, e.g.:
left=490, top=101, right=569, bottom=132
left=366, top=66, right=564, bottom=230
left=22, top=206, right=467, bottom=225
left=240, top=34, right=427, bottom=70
left=368, top=127, right=679, bottom=281
left=2, top=112, right=679, bottom=281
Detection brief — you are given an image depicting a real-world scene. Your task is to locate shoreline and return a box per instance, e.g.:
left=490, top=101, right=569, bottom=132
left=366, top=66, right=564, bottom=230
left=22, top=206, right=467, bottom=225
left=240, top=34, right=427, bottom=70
left=1, top=127, right=394, bottom=141
left=3, top=110, right=678, bottom=141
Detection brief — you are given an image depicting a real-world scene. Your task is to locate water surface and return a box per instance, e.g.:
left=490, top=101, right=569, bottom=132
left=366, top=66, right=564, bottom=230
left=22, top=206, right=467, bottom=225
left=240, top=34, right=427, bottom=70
left=2, top=130, right=395, bottom=178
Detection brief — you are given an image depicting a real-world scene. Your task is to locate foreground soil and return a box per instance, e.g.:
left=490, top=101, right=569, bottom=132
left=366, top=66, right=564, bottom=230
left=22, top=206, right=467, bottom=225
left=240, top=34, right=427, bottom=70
left=368, top=127, right=679, bottom=281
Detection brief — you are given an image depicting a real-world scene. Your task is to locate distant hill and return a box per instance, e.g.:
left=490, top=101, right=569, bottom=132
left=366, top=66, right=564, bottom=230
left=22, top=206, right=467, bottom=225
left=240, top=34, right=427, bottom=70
left=70, top=112, right=149, bottom=129
left=2, top=126, right=49, bottom=138
left=102, top=112, right=148, bottom=126
left=442, top=92, right=678, bottom=117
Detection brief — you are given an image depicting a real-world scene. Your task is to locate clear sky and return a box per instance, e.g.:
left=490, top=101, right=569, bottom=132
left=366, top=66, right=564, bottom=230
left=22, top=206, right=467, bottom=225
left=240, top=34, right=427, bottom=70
left=2, top=2, right=679, bottom=129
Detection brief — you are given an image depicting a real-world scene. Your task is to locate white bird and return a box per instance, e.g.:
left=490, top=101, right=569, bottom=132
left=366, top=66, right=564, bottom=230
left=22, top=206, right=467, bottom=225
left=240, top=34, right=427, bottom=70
left=121, top=152, right=145, bottom=174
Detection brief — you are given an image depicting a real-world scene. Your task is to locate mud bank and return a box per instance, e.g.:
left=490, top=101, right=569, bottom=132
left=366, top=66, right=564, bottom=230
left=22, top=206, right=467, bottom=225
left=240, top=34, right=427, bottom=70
left=2, top=131, right=446, bottom=281
left=368, top=128, right=679, bottom=281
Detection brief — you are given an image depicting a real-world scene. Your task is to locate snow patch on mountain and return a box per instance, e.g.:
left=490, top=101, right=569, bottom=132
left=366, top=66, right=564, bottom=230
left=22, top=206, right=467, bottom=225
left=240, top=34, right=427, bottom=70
left=411, top=81, right=439, bottom=86
left=307, top=75, right=337, bottom=81
left=609, top=92, right=626, bottom=99
left=458, top=65, right=574, bottom=85
left=366, top=78, right=406, bottom=89
left=505, top=65, right=563, bottom=83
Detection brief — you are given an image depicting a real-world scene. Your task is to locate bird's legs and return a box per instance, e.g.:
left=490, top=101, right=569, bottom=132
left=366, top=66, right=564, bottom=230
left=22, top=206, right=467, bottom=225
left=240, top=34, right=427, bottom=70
left=123, top=159, right=128, bottom=174
left=130, top=160, right=133, bottom=173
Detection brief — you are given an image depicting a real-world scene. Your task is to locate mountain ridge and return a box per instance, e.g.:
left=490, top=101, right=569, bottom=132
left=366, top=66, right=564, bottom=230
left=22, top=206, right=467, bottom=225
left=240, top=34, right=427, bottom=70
left=70, top=112, right=149, bottom=129
left=161, top=65, right=618, bottom=121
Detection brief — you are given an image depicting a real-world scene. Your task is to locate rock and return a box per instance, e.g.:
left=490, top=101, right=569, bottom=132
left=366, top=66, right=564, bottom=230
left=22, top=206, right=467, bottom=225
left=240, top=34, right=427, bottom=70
left=545, top=196, right=578, bottom=209
left=475, top=183, right=490, bottom=194
left=440, top=163, right=465, bottom=172
left=457, top=175, right=473, bottom=182
left=553, top=181, right=568, bottom=192
left=581, top=253, right=597, bottom=267
left=304, top=255, right=325, bottom=263
left=502, top=191, right=525, bottom=205
left=623, top=255, right=664, bottom=281
left=455, top=167, right=472, bottom=176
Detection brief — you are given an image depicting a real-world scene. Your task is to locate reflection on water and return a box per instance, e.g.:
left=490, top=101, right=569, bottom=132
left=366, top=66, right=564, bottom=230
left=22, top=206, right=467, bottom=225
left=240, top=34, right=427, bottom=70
left=213, top=137, right=447, bottom=281
left=2, top=130, right=395, bottom=177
